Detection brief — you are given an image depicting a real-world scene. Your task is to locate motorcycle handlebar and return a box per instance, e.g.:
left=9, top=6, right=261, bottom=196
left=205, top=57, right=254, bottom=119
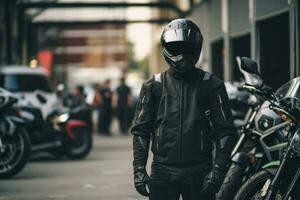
left=242, top=84, right=275, bottom=101
left=242, top=84, right=261, bottom=93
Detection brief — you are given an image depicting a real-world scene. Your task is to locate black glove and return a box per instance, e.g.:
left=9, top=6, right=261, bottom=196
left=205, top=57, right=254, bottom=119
left=201, top=165, right=226, bottom=196
left=134, top=166, right=150, bottom=197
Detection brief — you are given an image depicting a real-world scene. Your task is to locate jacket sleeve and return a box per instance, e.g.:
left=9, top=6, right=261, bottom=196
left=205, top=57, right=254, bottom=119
left=210, top=82, right=236, bottom=168
left=131, top=81, right=154, bottom=172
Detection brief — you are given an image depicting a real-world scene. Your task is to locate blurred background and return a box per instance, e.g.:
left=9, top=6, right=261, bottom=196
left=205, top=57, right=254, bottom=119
left=0, top=0, right=299, bottom=199
left=1, top=0, right=300, bottom=89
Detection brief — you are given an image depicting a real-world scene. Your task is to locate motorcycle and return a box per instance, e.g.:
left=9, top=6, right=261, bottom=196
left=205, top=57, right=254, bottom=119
left=216, top=57, right=289, bottom=200
left=0, top=88, right=30, bottom=178
left=18, top=102, right=93, bottom=159
left=234, top=58, right=300, bottom=200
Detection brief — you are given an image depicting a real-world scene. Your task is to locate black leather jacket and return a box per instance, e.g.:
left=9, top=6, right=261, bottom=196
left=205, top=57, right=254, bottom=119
left=132, top=68, right=236, bottom=171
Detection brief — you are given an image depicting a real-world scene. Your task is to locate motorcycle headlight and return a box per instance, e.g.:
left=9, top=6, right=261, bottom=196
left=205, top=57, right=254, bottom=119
left=56, top=113, right=70, bottom=123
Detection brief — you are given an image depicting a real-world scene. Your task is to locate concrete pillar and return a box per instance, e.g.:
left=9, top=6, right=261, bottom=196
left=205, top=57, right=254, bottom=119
left=222, top=0, right=231, bottom=81
left=289, top=0, right=300, bottom=77
left=249, top=0, right=259, bottom=71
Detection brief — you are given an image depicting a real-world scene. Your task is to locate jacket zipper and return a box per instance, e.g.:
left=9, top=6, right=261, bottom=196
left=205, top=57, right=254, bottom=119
left=138, top=95, right=146, bottom=118
left=200, top=130, right=204, bottom=151
left=218, top=94, right=226, bottom=121
left=179, top=80, right=183, bottom=161
left=156, top=127, right=160, bottom=152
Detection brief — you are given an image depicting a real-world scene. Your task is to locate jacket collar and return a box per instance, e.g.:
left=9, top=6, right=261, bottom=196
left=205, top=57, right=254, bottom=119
left=168, top=67, right=199, bottom=80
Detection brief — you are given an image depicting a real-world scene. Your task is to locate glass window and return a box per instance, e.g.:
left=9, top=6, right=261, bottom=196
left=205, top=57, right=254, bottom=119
left=0, top=74, right=52, bottom=92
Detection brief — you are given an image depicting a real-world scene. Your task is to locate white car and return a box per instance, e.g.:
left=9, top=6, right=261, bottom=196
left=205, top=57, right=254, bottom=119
left=0, top=66, right=60, bottom=119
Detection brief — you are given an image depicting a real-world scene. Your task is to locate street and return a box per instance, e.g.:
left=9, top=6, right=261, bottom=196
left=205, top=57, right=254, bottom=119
left=0, top=135, right=147, bottom=200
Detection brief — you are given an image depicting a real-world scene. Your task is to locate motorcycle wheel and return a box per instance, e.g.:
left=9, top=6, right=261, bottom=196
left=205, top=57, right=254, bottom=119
left=234, top=170, right=279, bottom=200
left=0, top=129, right=30, bottom=179
left=64, top=128, right=92, bottom=159
left=216, top=163, right=246, bottom=200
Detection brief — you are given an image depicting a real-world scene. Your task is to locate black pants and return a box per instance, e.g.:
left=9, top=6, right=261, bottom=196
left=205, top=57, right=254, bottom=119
left=149, top=162, right=215, bottom=200
left=116, top=106, right=129, bottom=134
left=98, top=108, right=112, bottom=134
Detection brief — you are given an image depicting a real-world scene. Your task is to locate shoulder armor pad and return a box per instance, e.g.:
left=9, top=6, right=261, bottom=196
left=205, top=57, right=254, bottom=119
left=203, top=72, right=212, bottom=81
left=154, top=73, right=162, bottom=83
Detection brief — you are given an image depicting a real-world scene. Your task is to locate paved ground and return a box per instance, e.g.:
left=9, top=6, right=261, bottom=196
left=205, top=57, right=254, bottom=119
left=0, top=134, right=148, bottom=200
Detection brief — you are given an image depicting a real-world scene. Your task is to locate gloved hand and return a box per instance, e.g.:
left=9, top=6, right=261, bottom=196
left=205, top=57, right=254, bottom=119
left=201, top=165, right=225, bottom=196
left=134, top=166, right=150, bottom=196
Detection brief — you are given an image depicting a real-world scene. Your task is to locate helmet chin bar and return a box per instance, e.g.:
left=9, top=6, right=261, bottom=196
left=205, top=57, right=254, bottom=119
left=163, top=47, right=198, bottom=74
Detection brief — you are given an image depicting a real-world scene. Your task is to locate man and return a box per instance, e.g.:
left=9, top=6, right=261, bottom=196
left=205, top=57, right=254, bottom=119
left=97, top=79, right=113, bottom=135
left=131, top=19, right=236, bottom=200
left=62, top=85, right=85, bottom=108
left=73, top=85, right=86, bottom=105
left=114, top=77, right=133, bottom=134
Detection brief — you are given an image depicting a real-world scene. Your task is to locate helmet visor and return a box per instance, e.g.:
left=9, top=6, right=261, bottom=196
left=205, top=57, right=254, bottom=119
left=165, top=41, right=198, bottom=56
left=163, top=29, right=201, bottom=43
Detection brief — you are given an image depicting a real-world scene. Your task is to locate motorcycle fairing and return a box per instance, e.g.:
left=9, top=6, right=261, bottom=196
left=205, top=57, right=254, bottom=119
left=65, top=120, right=87, bottom=140
left=0, top=116, right=26, bottom=136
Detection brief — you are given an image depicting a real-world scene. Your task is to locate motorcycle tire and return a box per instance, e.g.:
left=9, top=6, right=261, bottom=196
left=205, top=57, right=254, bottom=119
left=234, top=170, right=273, bottom=200
left=216, top=163, right=246, bottom=200
left=0, top=129, right=30, bottom=179
left=64, top=128, right=93, bottom=159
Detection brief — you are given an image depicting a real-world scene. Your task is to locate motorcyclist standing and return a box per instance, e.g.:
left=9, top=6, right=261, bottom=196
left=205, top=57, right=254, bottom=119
left=131, top=18, right=236, bottom=200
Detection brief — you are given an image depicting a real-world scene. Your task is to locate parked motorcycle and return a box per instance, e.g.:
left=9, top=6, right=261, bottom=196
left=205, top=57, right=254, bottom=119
left=18, top=102, right=93, bottom=159
left=0, top=88, right=30, bottom=178
left=234, top=58, right=300, bottom=200
left=216, top=57, right=289, bottom=200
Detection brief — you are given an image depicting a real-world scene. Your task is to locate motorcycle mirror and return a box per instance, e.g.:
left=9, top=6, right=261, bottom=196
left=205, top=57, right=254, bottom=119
left=240, top=57, right=259, bottom=75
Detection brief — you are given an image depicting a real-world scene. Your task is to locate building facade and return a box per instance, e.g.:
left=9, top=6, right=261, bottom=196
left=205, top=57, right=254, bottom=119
left=0, top=0, right=19, bottom=65
left=37, top=24, right=127, bottom=83
left=192, top=0, right=300, bottom=89
left=149, top=0, right=300, bottom=89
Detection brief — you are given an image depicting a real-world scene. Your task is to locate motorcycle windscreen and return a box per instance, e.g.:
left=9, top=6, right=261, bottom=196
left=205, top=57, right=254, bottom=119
left=275, top=77, right=300, bottom=112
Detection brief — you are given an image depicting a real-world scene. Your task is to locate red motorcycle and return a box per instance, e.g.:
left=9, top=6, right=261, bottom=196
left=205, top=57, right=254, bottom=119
left=19, top=103, right=93, bottom=159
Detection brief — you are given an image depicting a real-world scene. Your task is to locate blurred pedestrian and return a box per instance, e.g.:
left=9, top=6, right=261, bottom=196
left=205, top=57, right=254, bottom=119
left=58, top=84, right=85, bottom=108
left=95, top=80, right=112, bottom=135
left=113, top=77, right=133, bottom=134
left=74, top=85, right=86, bottom=101
left=67, top=85, right=86, bottom=108
left=55, top=83, right=65, bottom=98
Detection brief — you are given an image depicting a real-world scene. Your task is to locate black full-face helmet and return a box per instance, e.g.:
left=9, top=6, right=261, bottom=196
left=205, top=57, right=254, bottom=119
left=161, top=18, right=203, bottom=74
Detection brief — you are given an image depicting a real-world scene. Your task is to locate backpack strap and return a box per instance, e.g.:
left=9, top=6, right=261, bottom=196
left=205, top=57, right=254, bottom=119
left=201, top=71, right=213, bottom=121
left=152, top=72, right=164, bottom=121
